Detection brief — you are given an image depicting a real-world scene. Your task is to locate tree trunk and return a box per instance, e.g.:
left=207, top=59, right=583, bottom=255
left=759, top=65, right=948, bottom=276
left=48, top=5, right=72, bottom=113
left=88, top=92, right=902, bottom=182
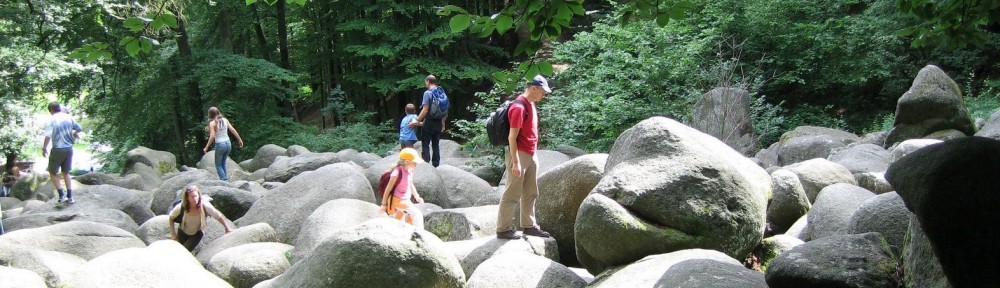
left=217, top=1, right=234, bottom=52
left=4, top=152, right=16, bottom=175
left=174, top=13, right=205, bottom=165
left=251, top=3, right=270, bottom=61
left=276, top=0, right=299, bottom=122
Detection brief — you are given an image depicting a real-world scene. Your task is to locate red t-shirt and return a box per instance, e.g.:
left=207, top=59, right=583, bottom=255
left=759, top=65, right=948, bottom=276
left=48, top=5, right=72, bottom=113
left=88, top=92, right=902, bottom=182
left=507, top=94, right=538, bottom=155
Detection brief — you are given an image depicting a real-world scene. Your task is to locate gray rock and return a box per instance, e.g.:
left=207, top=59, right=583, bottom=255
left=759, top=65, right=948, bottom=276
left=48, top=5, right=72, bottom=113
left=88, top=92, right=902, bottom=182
left=902, top=215, right=951, bottom=288
left=196, top=223, right=279, bottom=266
left=466, top=252, right=587, bottom=288
left=0, top=242, right=86, bottom=288
left=656, top=258, right=768, bottom=288
left=855, top=172, right=894, bottom=194
left=536, top=154, right=606, bottom=266
left=785, top=158, right=858, bottom=202
left=245, top=144, right=287, bottom=172
left=805, top=183, right=875, bottom=240
left=290, top=199, right=381, bottom=263
left=974, top=109, right=1000, bottom=140
left=264, top=152, right=341, bottom=183
left=690, top=87, right=757, bottom=155
left=440, top=235, right=558, bottom=278
left=121, top=162, right=162, bottom=191
left=767, top=169, right=810, bottom=233
left=888, top=138, right=942, bottom=163
left=886, top=136, right=1000, bottom=287
left=124, top=146, right=178, bottom=176
left=759, top=235, right=804, bottom=272
left=285, top=145, right=310, bottom=157
left=199, top=186, right=257, bottom=220
left=425, top=205, right=499, bottom=241
left=30, top=184, right=154, bottom=225
left=848, top=192, right=911, bottom=256
left=779, top=126, right=862, bottom=142
left=885, top=65, right=975, bottom=148
left=0, top=266, right=46, bottom=288
left=198, top=151, right=243, bottom=180
left=0, top=221, right=145, bottom=260
left=765, top=233, right=898, bottom=288
left=783, top=214, right=808, bottom=241
left=135, top=215, right=235, bottom=252
left=589, top=249, right=745, bottom=287
left=71, top=240, right=232, bottom=288
left=553, top=144, right=587, bottom=159
left=207, top=242, right=292, bottom=288
left=436, top=165, right=495, bottom=208
left=778, top=134, right=855, bottom=167
left=924, top=129, right=967, bottom=141
left=256, top=218, right=464, bottom=288
left=754, top=142, right=780, bottom=168
left=827, top=143, right=891, bottom=173
left=236, top=163, right=374, bottom=243
left=576, top=117, right=770, bottom=275
left=4, top=208, right=139, bottom=234
left=859, top=131, right=889, bottom=146
left=414, top=139, right=470, bottom=159
left=367, top=158, right=449, bottom=207
left=334, top=149, right=381, bottom=168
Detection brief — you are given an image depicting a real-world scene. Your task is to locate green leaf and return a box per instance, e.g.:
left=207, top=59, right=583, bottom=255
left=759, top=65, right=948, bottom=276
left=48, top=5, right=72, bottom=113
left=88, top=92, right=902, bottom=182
left=496, top=15, right=514, bottom=34
left=656, top=14, right=671, bottom=27
left=450, top=14, right=471, bottom=32
left=160, top=14, right=178, bottom=28
left=125, top=41, right=140, bottom=56
left=246, top=0, right=257, bottom=5
left=85, top=52, right=103, bottom=62
left=289, top=0, right=307, bottom=6
left=118, top=37, right=135, bottom=46
left=439, top=5, right=468, bottom=16
left=124, top=18, right=144, bottom=32
left=140, top=38, right=153, bottom=52
left=98, top=51, right=113, bottom=60
left=569, top=3, right=585, bottom=15
left=68, top=50, right=88, bottom=59
left=538, top=61, right=554, bottom=76
left=668, top=6, right=686, bottom=20
left=150, top=19, right=164, bottom=30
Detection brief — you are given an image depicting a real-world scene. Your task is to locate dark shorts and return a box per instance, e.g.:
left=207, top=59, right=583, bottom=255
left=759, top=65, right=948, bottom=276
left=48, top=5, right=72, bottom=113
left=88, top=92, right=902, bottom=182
left=48, top=147, right=73, bottom=174
left=400, top=139, right=417, bottom=148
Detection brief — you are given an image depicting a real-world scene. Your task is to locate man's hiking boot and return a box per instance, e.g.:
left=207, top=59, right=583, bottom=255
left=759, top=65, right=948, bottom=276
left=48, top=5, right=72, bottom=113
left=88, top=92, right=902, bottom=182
left=522, top=227, right=551, bottom=238
left=496, top=230, right=522, bottom=240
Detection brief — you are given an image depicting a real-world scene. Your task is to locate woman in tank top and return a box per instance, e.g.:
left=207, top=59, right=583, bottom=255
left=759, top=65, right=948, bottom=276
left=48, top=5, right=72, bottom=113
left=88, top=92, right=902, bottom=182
left=203, top=107, right=244, bottom=181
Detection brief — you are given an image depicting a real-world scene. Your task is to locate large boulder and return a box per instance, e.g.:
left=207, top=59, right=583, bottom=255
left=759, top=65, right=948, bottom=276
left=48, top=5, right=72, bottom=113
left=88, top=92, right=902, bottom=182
left=589, top=249, right=749, bottom=287
left=285, top=145, right=310, bottom=156
left=121, top=162, right=162, bottom=191
left=575, top=117, right=770, bottom=275
left=197, top=151, right=243, bottom=180
left=71, top=240, right=232, bottom=288
left=244, top=144, right=287, bottom=172
left=256, top=218, right=465, bottom=288
left=74, top=172, right=145, bottom=191
left=436, top=165, right=495, bottom=208
left=0, top=266, right=46, bottom=288
left=888, top=138, right=942, bottom=163
left=124, top=146, right=178, bottom=176
left=466, top=252, right=587, bottom=288
left=0, top=221, right=145, bottom=260
left=855, top=172, right=894, bottom=194
left=690, top=87, right=757, bottom=155
left=974, top=109, right=1000, bottom=140
left=902, top=215, right=952, bottom=288
left=290, top=199, right=382, bottom=263
left=0, top=242, right=86, bottom=288
left=207, top=242, right=292, bottom=288
left=805, top=183, right=876, bottom=241
left=785, top=158, right=858, bottom=202
left=334, top=149, right=381, bottom=168
left=765, top=233, right=899, bottom=288
left=366, top=159, right=449, bottom=207
left=29, top=184, right=154, bottom=224
left=236, top=163, right=374, bottom=243
left=149, top=169, right=214, bottom=214
left=3, top=208, right=139, bottom=234
left=656, top=259, right=767, bottom=288
left=536, top=153, right=607, bottom=266
left=199, top=186, right=258, bottom=220
left=848, top=192, right=911, bottom=255
left=776, top=126, right=860, bottom=166
left=885, top=65, right=975, bottom=148
left=553, top=144, right=587, bottom=159
left=264, top=152, right=341, bottom=182
left=766, top=169, right=811, bottom=233
left=425, top=205, right=499, bottom=241
left=195, top=223, right=279, bottom=266
left=827, top=144, right=891, bottom=174
left=759, top=235, right=804, bottom=272
left=414, top=139, right=471, bottom=159
left=885, top=136, right=1000, bottom=287
left=439, top=235, right=557, bottom=278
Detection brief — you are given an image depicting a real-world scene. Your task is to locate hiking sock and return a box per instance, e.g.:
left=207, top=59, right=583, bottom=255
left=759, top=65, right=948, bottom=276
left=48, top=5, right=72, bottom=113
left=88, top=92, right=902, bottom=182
left=57, top=189, right=66, bottom=201
left=67, top=190, right=75, bottom=203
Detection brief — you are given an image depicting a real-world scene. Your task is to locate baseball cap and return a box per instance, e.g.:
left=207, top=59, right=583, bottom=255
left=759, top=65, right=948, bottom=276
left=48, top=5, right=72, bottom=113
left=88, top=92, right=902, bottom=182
left=399, top=148, right=425, bottom=163
left=530, top=75, right=552, bottom=93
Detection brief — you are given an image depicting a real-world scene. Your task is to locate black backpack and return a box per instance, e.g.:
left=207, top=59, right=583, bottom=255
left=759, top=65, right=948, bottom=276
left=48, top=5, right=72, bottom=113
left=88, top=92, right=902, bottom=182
left=486, top=98, right=530, bottom=146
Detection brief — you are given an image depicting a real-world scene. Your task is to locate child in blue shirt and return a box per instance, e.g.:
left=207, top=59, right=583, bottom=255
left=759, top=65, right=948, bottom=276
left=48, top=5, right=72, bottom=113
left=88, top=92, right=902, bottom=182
left=399, top=104, right=419, bottom=148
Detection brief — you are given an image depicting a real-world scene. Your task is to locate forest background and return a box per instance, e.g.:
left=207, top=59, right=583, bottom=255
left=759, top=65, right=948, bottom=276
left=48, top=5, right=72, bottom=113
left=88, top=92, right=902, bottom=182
left=1, top=0, right=998, bottom=172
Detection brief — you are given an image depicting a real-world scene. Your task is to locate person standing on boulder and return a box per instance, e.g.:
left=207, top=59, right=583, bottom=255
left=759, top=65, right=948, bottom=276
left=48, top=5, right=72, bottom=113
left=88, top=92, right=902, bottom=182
left=407, top=74, right=448, bottom=167
left=41, top=101, right=83, bottom=204
left=379, top=148, right=426, bottom=229
left=203, top=107, right=244, bottom=181
left=399, top=104, right=419, bottom=149
left=169, top=185, right=233, bottom=251
left=495, top=75, right=552, bottom=240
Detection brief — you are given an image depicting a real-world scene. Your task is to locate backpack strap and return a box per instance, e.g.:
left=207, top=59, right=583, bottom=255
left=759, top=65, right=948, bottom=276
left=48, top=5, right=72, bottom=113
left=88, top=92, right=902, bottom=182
left=513, top=98, right=531, bottom=123
left=383, top=166, right=405, bottom=210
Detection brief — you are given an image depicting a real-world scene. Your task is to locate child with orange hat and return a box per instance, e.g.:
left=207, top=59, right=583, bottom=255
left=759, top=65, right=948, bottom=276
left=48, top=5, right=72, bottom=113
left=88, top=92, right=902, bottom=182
left=379, top=148, right=426, bottom=228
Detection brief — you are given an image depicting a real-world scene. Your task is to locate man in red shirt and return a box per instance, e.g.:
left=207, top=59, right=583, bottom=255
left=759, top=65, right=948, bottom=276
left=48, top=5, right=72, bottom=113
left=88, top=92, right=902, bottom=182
left=496, top=75, right=552, bottom=239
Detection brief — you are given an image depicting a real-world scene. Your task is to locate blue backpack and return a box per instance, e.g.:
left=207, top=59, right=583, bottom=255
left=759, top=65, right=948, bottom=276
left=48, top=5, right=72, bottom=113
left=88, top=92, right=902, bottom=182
left=428, top=87, right=449, bottom=120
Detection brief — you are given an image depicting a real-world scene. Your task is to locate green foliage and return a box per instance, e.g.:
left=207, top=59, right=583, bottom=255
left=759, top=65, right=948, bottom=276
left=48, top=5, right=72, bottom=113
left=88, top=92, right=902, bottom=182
left=750, top=95, right=787, bottom=148
left=966, top=79, right=1000, bottom=121
left=897, top=0, right=1000, bottom=48
left=0, top=100, right=37, bottom=161
left=864, top=113, right=895, bottom=134
left=279, top=112, right=397, bottom=155
left=452, top=84, right=508, bottom=169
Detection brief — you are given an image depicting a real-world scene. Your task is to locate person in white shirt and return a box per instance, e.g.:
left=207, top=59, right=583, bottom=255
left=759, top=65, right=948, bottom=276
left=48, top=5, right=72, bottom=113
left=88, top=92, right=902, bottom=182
left=168, top=185, right=233, bottom=251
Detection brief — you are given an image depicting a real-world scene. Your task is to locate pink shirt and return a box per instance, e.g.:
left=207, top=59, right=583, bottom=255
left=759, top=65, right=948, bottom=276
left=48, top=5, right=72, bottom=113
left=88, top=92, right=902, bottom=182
left=507, top=94, right=538, bottom=155
left=389, top=167, right=414, bottom=200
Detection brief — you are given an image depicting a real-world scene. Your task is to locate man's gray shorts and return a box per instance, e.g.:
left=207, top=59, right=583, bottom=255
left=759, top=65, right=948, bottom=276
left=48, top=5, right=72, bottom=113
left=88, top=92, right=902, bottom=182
left=48, top=147, right=73, bottom=174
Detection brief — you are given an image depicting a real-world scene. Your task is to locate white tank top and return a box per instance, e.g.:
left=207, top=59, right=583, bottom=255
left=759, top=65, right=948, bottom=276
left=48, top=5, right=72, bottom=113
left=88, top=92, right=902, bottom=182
left=215, top=118, right=230, bottom=143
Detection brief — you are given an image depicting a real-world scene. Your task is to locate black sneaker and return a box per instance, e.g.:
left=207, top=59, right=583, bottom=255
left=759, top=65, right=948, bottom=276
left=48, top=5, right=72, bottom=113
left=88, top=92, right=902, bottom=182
left=522, top=227, right=551, bottom=238
left=496, top=230, right=522, bottom=240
